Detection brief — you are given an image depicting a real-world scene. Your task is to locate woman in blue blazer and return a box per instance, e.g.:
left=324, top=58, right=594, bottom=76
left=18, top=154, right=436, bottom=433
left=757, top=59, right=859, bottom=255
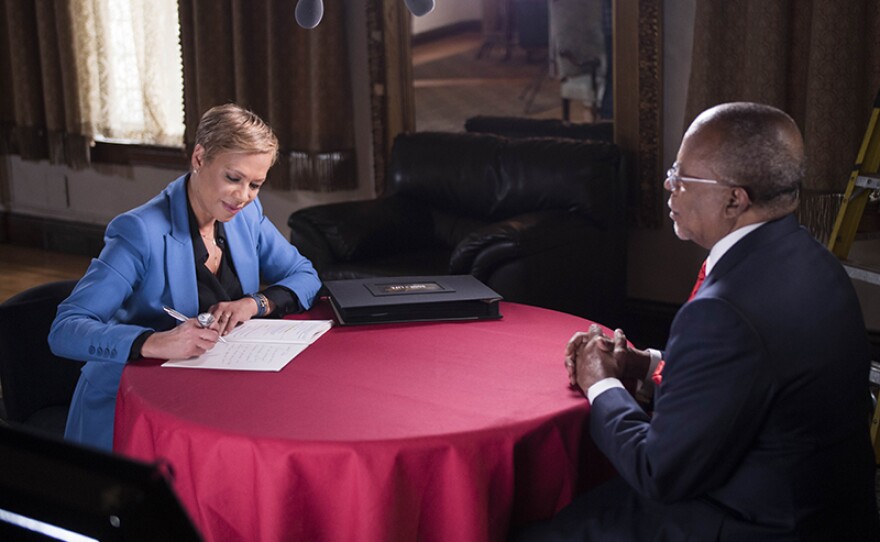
left=49, top=104, right=321, bottom=451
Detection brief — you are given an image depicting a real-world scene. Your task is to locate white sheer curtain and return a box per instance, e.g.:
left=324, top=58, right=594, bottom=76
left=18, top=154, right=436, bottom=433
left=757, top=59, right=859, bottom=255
left=70, top=0, right=184, bottom=147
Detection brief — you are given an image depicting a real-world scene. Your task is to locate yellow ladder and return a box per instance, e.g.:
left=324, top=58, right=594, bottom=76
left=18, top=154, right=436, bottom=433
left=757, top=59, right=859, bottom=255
left=827, top=89, right=880, bottom=260
left=826, top=89, right=880, bottom=462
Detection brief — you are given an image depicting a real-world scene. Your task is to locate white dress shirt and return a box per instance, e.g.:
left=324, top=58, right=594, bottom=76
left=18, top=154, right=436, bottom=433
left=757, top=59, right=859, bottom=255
left=585, top=221, right=767, bottom=403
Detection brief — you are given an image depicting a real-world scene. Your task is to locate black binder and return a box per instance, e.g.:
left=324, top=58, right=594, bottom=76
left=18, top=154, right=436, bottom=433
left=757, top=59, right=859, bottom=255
left=324, top=275, right=503, bottom=325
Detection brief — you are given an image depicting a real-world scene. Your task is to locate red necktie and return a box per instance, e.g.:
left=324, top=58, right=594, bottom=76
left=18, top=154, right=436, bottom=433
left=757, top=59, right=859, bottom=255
left=687, top=260, right=707, bottom=301
left=653, top=261, right=708, bottom=386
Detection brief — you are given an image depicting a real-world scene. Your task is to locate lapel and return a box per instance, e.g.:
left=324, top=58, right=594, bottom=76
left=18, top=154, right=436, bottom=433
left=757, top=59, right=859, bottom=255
left=226, top=212, right=259, bottom=294
left=701, top=214, right=800, bottom=293
left=165, top=175, right=199, bottom=316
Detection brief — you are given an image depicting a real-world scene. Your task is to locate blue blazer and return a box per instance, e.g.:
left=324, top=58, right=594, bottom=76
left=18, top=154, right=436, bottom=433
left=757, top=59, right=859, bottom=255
left=589, top=215, right=878, bottom=539
left=49, top=175, right=321, bottom=450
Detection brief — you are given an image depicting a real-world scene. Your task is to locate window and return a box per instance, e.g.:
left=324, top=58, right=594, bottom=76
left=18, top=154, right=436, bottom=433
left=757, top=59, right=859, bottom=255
left=71, top=0, right=184, bottom=148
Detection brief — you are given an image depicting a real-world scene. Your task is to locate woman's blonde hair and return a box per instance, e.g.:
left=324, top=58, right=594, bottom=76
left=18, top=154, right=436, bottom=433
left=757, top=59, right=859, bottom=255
left=194, top=103, right=279, bottom=165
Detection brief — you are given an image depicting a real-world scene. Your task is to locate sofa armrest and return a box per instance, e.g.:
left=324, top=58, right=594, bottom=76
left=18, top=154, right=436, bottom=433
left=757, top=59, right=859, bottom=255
left=450, top=211, right=601, bottom=278
left=288, top=196, right=435, bottom=265
left=287, top=211, right=337, bottom=274
left=451, top=210, right=626, bottom=324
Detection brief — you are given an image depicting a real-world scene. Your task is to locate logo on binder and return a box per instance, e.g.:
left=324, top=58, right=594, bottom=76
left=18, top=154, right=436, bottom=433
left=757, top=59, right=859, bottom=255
left=369, top=281, right=451, bottom=296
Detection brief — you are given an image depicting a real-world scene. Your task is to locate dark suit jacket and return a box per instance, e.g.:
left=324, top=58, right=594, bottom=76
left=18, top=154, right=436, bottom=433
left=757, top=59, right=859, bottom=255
left=591, top=214, right=878, bottom=540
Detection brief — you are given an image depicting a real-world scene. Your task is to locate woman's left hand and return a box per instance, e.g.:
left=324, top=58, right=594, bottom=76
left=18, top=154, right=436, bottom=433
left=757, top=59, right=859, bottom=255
left=208, top=298, right=259, bottom=336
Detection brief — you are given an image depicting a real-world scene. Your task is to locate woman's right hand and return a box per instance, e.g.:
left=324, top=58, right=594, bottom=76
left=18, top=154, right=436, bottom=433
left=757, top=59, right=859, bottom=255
left=140, top=318, right=221, bottom=360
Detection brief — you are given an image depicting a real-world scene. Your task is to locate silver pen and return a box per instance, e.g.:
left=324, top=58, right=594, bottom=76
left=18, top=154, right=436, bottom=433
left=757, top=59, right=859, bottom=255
left=163, top=306, right=228, bottom=343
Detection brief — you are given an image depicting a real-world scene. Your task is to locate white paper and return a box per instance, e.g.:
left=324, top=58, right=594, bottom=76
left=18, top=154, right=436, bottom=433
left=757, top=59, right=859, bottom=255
left=222, top=319, right=333, bottom=343
left=162, top=319, right=332, bottom=371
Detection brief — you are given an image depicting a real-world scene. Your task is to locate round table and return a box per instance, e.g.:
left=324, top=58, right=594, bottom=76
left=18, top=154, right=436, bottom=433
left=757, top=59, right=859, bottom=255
left=114, top=301, right=614, bottom=542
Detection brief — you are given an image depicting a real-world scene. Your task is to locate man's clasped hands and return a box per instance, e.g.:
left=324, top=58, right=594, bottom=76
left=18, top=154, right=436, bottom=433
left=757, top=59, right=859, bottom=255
left=564, top=325, right=653, bottom=396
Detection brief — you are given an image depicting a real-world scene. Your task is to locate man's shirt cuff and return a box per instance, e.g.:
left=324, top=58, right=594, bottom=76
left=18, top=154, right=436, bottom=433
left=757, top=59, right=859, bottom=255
left=638, top=348, right=663, bottom=398
left=646, top=348, right=663, bottom=377
left=587, top=377, right=624, bottom=403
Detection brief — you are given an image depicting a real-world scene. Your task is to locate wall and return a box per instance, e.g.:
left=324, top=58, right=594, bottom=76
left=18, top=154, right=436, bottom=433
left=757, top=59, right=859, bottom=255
left=626, top=0, right=704, bottom=305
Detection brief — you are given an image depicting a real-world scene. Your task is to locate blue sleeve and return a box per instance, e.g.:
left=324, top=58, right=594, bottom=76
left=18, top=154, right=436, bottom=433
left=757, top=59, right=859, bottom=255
left=254, top=207, right=321, bottom=311
left=48, top=213, right=155, bottom=364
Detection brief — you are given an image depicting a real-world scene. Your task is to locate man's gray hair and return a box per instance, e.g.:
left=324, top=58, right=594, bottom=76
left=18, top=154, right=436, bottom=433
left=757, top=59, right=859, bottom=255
left=695, top=102, right=804, bottom=212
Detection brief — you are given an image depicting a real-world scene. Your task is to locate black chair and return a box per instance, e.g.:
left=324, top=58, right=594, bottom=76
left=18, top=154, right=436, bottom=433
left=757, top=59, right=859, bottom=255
left=0, top=280, right=83, bottom=437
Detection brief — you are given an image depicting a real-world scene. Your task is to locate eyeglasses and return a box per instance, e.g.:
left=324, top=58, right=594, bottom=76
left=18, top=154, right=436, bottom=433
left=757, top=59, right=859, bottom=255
left=665, top=167, right=724, bottom=192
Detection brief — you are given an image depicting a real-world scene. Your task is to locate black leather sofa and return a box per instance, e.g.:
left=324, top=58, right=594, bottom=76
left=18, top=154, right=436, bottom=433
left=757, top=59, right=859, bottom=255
left=287, top=131, right=626, bottom=325
left=464, top=115, right=614, bottom=142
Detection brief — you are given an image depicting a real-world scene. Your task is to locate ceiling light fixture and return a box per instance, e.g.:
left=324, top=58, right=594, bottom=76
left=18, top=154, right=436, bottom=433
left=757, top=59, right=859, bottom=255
left=295, top=0, right=435, bottom=29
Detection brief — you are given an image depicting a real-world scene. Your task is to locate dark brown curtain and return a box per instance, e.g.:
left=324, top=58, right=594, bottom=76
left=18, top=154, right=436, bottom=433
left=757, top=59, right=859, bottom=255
left=0, top=0, right=89, bottom=168
left=686, top=0, right=880, bottom=239
left=178, top=0, right=356, bottom=191
left=365, top=0, right=415, bottom=195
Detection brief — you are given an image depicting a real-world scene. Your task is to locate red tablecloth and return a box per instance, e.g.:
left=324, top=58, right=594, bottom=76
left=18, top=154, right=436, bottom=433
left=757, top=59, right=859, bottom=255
left=114, top=301, right=614, bottom=542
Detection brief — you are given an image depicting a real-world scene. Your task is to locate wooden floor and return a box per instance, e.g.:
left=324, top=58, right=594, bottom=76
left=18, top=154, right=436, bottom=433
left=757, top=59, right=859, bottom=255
left=411, top=30, right=589, bottom=132
left=0, top=244, right=91, bottom=302
left=413, top=30, right=483, bottom=66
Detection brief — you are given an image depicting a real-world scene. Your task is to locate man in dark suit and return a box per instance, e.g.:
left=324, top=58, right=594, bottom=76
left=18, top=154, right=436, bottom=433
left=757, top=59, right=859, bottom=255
left=518, top=102, right=879, bottom=540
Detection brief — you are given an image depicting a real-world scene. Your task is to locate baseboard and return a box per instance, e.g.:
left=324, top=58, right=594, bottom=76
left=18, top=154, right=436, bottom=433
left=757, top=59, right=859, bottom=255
left=411, top=20, right=482, bottom=46
left=0, top=212, right=104, bottom=257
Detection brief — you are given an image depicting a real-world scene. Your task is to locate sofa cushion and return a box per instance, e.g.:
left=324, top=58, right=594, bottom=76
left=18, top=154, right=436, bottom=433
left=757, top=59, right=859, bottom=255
left=431, top=210, right=488, bottom=248
left=291, top=196, right=434, bottom=262
left=464, top=115, right=613, bottom=142
left=388, top=132, right=504, bottom=219
left=494, top=137, right=618, bottom=224
left=387, top=132, right=620, bottom=224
